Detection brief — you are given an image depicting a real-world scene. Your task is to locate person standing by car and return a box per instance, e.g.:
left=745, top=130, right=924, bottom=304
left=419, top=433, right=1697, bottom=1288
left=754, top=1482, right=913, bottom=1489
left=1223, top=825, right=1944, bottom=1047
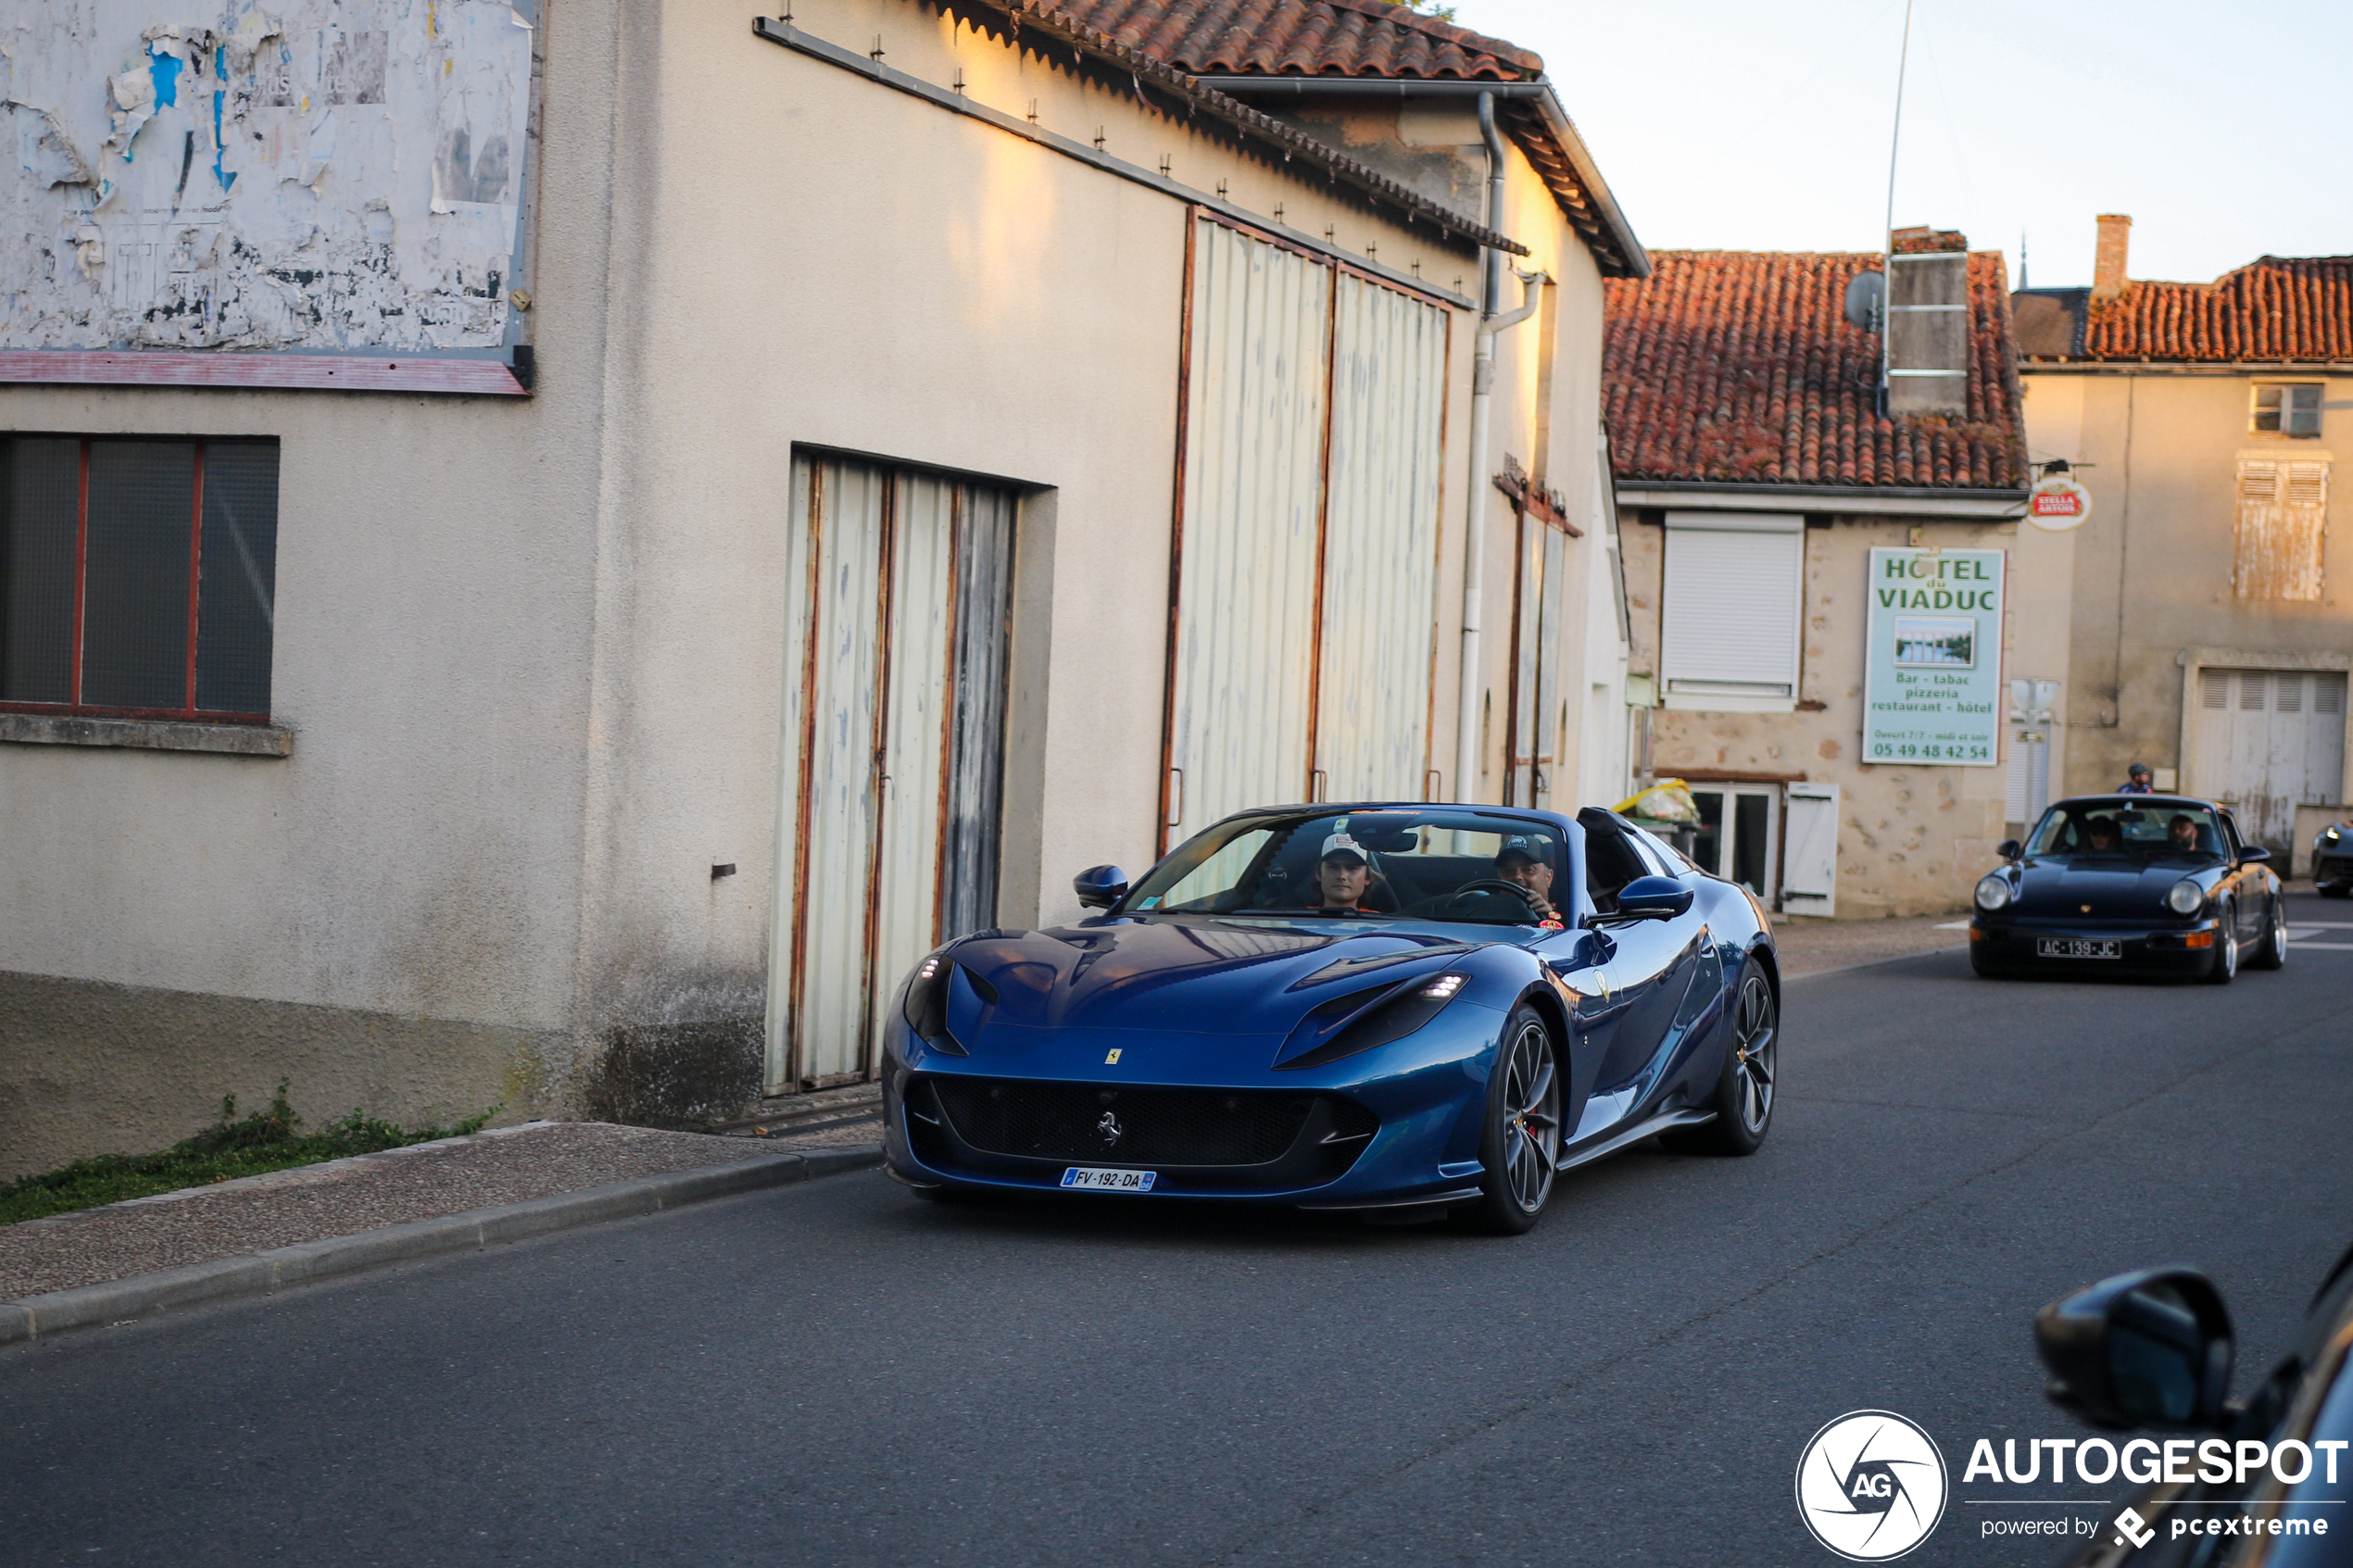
left=2118, top=762, right=2156, bottom=794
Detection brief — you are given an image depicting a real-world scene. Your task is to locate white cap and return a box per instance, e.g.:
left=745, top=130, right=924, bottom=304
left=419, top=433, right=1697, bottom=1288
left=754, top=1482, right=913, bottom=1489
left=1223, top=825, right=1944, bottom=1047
left=1318, top=833, right=1368, bottom=864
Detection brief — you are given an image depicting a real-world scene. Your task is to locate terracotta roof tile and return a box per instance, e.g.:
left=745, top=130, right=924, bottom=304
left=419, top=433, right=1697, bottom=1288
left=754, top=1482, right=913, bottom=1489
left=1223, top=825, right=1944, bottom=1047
left=2054, top=257, right=2353, bottom=362
left=1050, top=0, right=1541, bottom=81
left=1602, top=250, right=2029, bottom=492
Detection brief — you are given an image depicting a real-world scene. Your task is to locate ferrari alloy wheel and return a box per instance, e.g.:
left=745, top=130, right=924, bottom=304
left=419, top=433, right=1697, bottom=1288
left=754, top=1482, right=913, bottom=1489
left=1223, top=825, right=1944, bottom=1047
left=2247, top=897, right=2287, bottom=971
left=1456, top=1004, right=1562, bottom=1236
left=2205, top=908, right=2239, bottom=985
left=1672, top=964, right=1776, bottom=1156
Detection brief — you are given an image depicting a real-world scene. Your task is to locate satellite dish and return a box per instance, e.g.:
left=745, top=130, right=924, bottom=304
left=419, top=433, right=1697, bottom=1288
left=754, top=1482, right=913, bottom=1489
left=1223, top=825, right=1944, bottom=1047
left=1844, top=270, right=1885, bottom=332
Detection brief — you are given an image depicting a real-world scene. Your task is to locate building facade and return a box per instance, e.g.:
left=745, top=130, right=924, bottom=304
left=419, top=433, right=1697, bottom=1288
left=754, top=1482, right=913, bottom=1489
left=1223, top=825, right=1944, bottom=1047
left=2015, top=216, right=2352, bottom=859
left=1603, top=233, right=2050, bottom=919
left=0, top=0, right=1643, bottom=1173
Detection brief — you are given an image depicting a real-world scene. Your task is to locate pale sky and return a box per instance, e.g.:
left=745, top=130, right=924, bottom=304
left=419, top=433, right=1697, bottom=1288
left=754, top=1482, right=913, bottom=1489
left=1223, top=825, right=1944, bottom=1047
left=1453, top=0, right=2353, bottom=289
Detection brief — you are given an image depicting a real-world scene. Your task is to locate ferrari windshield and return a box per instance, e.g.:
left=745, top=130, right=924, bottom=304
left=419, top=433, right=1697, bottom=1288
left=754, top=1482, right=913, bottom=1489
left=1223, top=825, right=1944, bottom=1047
left=1124, top=809, right=1567, bottom=924
left=2025, top=801, right=2228, bottom=859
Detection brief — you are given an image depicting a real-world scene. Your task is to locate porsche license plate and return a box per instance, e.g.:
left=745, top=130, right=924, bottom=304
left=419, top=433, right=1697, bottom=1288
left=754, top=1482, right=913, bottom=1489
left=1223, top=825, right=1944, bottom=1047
left=2038, top=936, right=2121, bottom=960
left=1061, top=1166, right=1157, bottom=1193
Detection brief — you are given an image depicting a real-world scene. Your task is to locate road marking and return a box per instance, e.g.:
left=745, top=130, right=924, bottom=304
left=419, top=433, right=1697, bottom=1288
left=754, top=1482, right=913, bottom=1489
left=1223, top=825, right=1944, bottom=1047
left=1932, top=921, right=1971, bottom=930
left=2286, top=921, right=2353, bottom=929
left=2285, top=941, right=2353, bottom=951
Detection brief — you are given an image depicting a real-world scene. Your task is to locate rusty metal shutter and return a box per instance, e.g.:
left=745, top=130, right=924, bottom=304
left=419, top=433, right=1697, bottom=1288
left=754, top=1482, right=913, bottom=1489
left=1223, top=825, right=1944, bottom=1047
left=1164, top=217, right=1332, bottom=843
left=1313, top=272, right=1449, bottom=804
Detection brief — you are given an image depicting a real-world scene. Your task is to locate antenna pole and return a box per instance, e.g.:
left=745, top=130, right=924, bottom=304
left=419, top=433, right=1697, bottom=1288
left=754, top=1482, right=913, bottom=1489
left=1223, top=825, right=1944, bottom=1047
left=1880, top=0, right=1916, bottom=415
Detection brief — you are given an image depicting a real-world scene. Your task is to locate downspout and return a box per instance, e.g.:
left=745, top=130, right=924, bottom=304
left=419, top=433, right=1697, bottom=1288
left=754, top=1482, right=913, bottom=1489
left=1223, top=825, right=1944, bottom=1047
left=1453, top=91, right=1545, bottom=803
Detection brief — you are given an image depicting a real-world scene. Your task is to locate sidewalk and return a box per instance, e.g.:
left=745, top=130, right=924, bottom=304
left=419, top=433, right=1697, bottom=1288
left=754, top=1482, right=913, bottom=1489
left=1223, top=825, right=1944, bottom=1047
left=0, top=1120, right=866, bottom=1303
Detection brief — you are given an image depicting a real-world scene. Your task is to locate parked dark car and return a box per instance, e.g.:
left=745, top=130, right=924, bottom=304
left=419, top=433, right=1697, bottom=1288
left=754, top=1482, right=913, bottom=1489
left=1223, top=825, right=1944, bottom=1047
left=2032, top=1243, right=2353, bottom=1565
left=2312, top=818, right=2353, bottom=898
left=880, top=803, right=1778, bottom=1234
left=1970, top=795, right=2284, bottom=982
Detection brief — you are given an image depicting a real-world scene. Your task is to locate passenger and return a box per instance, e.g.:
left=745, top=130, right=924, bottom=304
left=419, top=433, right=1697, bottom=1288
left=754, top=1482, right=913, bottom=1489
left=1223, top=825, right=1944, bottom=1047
left=2082, top=818, right=2120, bottom=853
left=1313, top=834, right=1387, bottom=914
left=1493, top=835, right=1560, bottom=922
left=2168, top=814, right=2204, bottom=852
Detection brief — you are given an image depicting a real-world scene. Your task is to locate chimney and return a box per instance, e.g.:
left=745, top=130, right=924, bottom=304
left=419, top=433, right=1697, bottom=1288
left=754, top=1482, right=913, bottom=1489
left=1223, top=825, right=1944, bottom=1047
left=2093, top=214, right=2132, bottom=301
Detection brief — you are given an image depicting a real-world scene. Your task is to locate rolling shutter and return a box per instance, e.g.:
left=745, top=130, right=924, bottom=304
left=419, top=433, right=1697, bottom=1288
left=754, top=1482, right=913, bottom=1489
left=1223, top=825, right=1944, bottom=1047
left=1660, top=512, right=1805, bottom=701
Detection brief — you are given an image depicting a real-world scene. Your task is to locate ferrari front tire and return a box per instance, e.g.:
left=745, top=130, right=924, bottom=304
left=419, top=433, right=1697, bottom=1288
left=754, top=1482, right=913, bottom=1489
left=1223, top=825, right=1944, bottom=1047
left=1454, top=1003, right=1562, bottom=1236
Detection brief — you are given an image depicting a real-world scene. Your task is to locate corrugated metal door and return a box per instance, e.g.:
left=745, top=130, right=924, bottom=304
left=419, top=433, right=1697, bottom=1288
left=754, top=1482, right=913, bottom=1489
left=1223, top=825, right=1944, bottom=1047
left=1314, top=271, right=1449, bottom=803
left=767, top=456, right=1016, bottom=1093
left=1164, top=217, right=1332, bottom=843
left=2191, top=667, right=2347, bottom=846
left=1504, top=516, right=1568, bottom=808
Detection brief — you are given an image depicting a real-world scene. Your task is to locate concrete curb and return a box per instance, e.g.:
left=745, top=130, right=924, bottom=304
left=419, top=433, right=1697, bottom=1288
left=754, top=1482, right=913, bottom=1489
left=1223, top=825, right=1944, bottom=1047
left=0, top=1144, right=880, bottom=1348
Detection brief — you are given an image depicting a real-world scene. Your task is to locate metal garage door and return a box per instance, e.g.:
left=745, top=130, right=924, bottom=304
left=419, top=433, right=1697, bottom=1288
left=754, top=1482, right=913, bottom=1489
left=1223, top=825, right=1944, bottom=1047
left=766, top=455, right=1014, bottom=1093
left=2189, top=667, right=2347, bottom=847
left=1163, top=213, right=1452, bottom=849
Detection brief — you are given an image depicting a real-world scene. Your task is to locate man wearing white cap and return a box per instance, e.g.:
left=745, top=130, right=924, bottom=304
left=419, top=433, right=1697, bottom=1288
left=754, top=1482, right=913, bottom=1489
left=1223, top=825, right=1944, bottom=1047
left=1314, top=833, right=1388, bottom=914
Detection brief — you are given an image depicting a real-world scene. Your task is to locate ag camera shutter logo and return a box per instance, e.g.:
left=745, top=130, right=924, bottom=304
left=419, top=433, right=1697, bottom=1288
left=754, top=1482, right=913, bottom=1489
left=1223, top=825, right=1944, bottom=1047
left=1795, top=1410, right=1950, bottom=1561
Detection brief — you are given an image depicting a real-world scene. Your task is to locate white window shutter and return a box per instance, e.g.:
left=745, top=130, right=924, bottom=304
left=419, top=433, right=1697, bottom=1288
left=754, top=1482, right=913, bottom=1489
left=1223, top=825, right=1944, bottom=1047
left=1660, top=513, right=1806, bottom=701
left=1780, top=783, right=1839, bottom=917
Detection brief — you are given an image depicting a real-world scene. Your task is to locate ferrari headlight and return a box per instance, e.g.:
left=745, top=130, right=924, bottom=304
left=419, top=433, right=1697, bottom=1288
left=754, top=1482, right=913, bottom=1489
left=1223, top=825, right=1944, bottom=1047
left=2325, top=827, right=2343, bottom=843
left=2166, top=879, right=2206, bottom=916
left=1974, top=874, right=2012, bottom=911
left=1417, top=972, right=1468, bottom=999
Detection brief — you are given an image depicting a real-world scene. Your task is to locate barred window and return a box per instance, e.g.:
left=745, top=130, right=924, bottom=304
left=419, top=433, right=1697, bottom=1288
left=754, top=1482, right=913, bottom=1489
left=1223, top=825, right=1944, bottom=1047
left=0, top=435, right=278, bottom=721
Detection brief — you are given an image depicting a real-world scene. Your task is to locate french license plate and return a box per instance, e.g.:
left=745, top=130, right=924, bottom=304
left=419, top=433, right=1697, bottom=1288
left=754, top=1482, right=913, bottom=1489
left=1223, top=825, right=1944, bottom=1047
left=1061, top=1166, right=1157, bottom=1193
left=2038, top=936, right=2121, bottom=960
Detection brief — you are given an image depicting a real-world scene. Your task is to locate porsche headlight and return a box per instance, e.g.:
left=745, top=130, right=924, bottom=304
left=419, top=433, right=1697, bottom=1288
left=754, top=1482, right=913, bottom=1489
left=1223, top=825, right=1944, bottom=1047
left=2324, top=827, right=2344, bottom=843
left=1974, top=874, right=2013, bottom=911
left=2166, top=879, right=2206, bottom=916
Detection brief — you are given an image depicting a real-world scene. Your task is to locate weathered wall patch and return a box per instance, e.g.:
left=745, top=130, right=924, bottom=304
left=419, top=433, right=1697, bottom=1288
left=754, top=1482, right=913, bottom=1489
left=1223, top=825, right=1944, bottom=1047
left=3, top=0, right=534, bottom=358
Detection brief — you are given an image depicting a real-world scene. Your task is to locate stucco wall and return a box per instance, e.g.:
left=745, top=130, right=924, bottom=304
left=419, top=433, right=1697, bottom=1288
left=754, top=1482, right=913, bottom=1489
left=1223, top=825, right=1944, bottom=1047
left=1621, top=510, right=2021, bottom=917
left=2026, top=369, right=2353, bottom=796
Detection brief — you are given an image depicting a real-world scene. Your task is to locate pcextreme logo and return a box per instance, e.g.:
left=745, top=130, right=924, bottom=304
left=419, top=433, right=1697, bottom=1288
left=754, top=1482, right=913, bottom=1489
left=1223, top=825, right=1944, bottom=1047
left=1795, top=1410, right=1951, bottom=1562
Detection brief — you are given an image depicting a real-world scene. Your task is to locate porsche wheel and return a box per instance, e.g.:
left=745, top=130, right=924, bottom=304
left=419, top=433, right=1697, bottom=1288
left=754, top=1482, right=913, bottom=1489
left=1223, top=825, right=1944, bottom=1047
left=1455, top=1004, right=1562, bottom=1236
left=2246, top=895, right=2286, bottom=971
left=1671, top=965, right=1776, bottom=1156
left=2204, top=907, right=2239, bottom=985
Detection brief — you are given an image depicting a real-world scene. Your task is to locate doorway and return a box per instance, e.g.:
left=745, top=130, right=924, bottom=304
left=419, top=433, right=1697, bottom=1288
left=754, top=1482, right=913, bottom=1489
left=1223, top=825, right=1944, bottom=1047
left=2188, top=667, right=2347, bottom=848
left=765, top=453, right=1016, bottom=1094
left=1687, top=784, right=1780, bottom=900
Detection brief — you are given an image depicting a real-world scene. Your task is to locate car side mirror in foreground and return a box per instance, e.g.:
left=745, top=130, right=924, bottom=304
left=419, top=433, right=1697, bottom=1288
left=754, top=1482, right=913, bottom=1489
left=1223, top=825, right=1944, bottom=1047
left=1073, top=865, right=1129, bottom=909
left=1997, top=839, right=2022, bottom=860
left=2238, top=845, right=2272, bottom=864
left=1584, top=875, right=1693, bottom=927
left=2033, top=1266, right=2233, bottom=1431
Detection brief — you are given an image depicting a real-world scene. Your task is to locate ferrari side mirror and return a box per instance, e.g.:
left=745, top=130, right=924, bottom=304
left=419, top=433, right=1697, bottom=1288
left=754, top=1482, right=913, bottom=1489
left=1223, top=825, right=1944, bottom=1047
left=2033, top=1266, right=2233, bottom=1431
left=1996, top=839, right=2022, bottom=860
left=1583, top=875, right=1692, bottom=927
left=1073, top=865, right=1129, bottom=909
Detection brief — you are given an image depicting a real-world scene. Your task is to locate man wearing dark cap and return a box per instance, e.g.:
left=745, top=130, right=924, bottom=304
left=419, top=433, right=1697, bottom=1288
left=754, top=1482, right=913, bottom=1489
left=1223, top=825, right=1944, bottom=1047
left=2118, top=763, right=2155, bottom=794
left=1493, top=835, right=1559, bottom=922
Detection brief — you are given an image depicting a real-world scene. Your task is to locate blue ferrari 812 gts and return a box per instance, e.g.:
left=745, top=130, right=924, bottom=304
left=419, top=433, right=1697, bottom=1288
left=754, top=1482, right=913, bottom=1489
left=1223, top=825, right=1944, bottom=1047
left=880, top=803, right=1780, bottom=1234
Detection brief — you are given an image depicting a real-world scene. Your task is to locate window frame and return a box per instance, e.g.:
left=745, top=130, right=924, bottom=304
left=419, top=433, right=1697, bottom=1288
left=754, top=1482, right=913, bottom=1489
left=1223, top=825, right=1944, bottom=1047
left=2251, top=382, right=2323, bottom=439
left=0, top=432, right=276, bottom=726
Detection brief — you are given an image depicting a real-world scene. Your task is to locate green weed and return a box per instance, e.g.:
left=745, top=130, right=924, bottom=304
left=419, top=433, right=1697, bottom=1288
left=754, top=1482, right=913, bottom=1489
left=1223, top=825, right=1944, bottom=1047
left=0, top=1083, right=503, bottom=1225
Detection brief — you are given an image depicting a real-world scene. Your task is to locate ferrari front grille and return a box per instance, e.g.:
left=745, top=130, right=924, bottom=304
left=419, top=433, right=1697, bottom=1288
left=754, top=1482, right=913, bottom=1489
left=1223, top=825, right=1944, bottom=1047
left=926, top=1077, right=1376, bottom=1167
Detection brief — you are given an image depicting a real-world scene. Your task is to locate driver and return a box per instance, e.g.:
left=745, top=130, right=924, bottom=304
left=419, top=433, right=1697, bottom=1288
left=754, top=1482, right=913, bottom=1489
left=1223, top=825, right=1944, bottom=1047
left=2168, top=814, right=2204, bottom=852
left=1493, top=835, right=1559, bottom=922
left=1314, top=834, right=1386, bottom=914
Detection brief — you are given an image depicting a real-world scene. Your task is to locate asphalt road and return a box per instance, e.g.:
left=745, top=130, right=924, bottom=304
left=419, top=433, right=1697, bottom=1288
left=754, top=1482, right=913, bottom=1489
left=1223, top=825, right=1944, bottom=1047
left=8, top=894, right=2353, bottom=1568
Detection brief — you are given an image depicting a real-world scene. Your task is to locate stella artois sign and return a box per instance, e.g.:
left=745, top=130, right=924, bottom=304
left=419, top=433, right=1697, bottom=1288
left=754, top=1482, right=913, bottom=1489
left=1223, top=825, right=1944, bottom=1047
left=2027, top=474, right=2092, bottom=530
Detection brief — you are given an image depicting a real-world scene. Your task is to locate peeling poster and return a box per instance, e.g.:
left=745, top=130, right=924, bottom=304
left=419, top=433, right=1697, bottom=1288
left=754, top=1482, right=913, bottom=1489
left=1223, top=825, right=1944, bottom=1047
left=2, top=0, right=535, bottom=357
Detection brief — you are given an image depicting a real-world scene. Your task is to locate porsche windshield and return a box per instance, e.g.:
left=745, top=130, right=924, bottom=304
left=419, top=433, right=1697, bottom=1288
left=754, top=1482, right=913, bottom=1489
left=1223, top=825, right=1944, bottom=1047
left=1125, top=810, right=1567, bottom=924
left=2025, top=802, right=2228, bottom=860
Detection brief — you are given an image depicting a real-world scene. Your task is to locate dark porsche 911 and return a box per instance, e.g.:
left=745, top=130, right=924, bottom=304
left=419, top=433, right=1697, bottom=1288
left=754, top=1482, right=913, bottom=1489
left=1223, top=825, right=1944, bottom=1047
left=1969, top=795, right=2285, bottom=982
